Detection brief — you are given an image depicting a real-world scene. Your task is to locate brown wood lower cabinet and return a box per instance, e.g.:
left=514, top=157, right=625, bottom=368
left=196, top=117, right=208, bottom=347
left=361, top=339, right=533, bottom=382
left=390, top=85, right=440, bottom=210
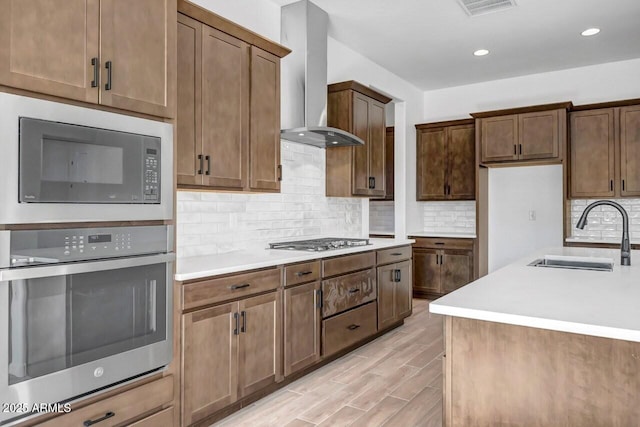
left=284, top=281, right=321, bottom=376
left=377, top=260, right=412, bottom=330
left=37, top=376, right=173, bottom=427
left=412, top=238, right=474, bottom=298
left=182, top=291, right=281, bottom=426
left=322, top=302, right=377, bottom=357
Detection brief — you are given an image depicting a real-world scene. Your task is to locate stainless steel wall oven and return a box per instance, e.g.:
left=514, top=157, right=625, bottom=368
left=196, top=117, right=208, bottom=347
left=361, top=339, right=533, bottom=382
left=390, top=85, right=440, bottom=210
left=0, top=225, right=174, bottom=425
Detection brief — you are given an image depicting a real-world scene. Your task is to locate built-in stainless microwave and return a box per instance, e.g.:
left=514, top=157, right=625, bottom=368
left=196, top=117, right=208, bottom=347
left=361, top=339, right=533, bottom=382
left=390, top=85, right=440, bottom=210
left=0, top=92, right=173, bottom=224
left=20, top=118, right=161, bottom=204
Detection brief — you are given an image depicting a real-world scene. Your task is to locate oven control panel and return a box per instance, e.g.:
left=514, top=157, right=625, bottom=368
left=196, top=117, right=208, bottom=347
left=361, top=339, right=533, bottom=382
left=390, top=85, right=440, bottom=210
left=144, top=147, right=160, bottom=201
left=8, top=225, right=171, bottom=266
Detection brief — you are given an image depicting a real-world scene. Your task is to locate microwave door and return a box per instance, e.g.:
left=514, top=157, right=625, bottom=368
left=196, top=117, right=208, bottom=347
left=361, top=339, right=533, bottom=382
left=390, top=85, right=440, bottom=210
left=19, top=118, right=158, bottom=204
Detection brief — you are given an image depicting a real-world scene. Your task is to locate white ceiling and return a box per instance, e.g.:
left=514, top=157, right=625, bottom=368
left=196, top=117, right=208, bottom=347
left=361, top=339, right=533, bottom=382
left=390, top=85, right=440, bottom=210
left=269, top=0, right=640, bottom=90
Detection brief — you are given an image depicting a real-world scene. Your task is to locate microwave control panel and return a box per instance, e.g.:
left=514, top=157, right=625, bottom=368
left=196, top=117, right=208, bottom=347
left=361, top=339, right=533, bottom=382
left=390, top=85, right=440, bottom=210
left=8, top=225, right=171, bottom=266
left=144, top=147, right=160, bottom=201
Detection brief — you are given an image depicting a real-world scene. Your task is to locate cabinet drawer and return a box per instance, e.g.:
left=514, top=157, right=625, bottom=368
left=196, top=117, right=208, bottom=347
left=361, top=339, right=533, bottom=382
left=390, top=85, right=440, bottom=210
left=38, top=376, right=173, bottom=427
left=322, top=251, right=375, bottom=278
left=322, top=268, right=376, bottom=317
left=183, top=268, right=281, bottom=310
left=284, top=260, right=321, bottom=287
left=377, top=246, right=412, bottom=265
left=322, top=302, right=377, bottom=357
left=129, top=407, right=174, bottom=427
left=412, top=237, right=474, bottom=250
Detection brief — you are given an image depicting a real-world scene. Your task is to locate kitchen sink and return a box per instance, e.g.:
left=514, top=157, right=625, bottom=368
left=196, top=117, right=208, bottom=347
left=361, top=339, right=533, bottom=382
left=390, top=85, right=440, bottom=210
left=528, top=255, right=613, bottom=272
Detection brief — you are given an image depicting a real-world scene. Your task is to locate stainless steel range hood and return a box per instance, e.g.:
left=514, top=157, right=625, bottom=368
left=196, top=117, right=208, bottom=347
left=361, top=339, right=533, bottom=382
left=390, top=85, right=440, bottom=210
left=280, top=1, right=364, bottom=148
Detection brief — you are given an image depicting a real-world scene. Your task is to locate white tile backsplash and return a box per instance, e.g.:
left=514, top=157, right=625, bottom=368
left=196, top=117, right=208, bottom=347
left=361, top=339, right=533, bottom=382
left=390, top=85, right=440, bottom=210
left=569, top=199, right=640, bottom=241
left=176, top=141, right=363, bottom=258
left=421, top=201, right=476, bottom=234
left=369, top=201, right=394, bottom=233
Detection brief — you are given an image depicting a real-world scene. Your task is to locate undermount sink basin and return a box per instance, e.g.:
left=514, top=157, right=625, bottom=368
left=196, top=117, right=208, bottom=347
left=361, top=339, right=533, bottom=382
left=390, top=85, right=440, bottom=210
left=528, top=255, right=614, bottom=272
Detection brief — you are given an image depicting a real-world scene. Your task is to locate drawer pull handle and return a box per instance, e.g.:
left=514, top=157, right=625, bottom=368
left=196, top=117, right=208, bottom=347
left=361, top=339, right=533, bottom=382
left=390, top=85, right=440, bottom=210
left=229, top=283, right=250, bottom=290
left=296, top=271, right=313, bottom=276
left=316, top=289, right=323, bottom=309
left=234, top=312, right=240, bottom=335
left=347, top=324, right=361, bottom=330
left=90, top=57, right=99, bottom=88
left=390, top=252, right=402, bottom=256
left=84, top=411, right=115, bottom=426
left=348, top=288, right=360, bottom=294
left=393, top=269, right=402, bottom=282
left=240, top=310, right=247, bottom=333
left=104, top=60, right=112, bottom=91
left=435, top=242, right=445, bottom=245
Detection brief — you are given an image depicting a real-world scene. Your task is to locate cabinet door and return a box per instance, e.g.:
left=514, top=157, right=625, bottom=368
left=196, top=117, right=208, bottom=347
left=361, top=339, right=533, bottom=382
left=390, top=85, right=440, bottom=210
left=100, top=0, right=175, bottom=117
left=368, top=99, right=386, bottom=197
left=250, top=46, right=281, bottom=192
left=238, top=291, right=282, bottom=398
left=385, top=127, right=395, bottom=200
left=377, top=263, right=397, bottom=330
left=176, top=14, right=202, bottom=186
left=413, top=249, right=441, bottom=294
left=417, top=128, right=447, bottom=200
left=182, top=303, right=237, bottom=426
left=480, top=115, right=518, bottom=163
left=441, top=250, right=473, bottom=294
left=447, top=124, right=475, bottom=200
left=570, top=109, right=616, bottom=198
left=0, top=0, right=99, bottom=103
left=201, top=26, right=249, bottom=189
left=284, top=282, right=321, bottom=377
left=519, top=110, right=560, bottom=160
left=620, top=105, right=640, bottom=197
left=352, top=93, right=372, bottom=195
left=395, top=260, right=413, bottom=320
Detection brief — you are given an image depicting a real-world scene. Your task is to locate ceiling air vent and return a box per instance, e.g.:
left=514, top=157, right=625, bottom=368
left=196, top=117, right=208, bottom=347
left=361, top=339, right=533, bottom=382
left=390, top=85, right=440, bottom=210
left=457, top=0, right=516, bottom=16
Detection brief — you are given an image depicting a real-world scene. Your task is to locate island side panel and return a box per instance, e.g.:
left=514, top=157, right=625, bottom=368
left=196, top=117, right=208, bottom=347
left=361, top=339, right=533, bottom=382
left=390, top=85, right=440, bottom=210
left=447, top=316, right=640, bottom=427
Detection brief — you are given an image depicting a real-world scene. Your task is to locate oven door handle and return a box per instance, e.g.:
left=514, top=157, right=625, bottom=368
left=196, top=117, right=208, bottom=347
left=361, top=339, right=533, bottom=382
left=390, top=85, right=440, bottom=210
left=0, top=253, right=175, bottom=281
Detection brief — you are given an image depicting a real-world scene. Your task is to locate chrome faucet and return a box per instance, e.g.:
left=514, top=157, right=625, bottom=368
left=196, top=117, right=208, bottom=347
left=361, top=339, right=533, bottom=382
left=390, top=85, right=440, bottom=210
left=576, top=200, right=630, bottom=266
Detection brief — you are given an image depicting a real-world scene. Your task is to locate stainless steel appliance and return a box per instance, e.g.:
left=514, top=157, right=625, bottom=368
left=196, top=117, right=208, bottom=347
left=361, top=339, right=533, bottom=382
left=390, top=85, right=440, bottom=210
left=0, top=225, right=174, bottom=424
left=0, top=92, right=173, bottom=224
left=269, top=237, right=370, bottom=251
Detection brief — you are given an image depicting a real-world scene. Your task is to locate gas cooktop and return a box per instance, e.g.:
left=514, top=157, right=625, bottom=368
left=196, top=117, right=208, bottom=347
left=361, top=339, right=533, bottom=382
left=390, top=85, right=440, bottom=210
left=268, top=238, right=370, bottom=252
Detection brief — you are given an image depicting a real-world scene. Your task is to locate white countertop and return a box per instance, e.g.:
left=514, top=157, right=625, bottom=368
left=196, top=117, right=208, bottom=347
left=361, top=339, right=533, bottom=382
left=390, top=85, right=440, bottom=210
left=408, top=231, right=476, bottom=239
left=176, top=238, right=415, bottom=281
left=430, top=246, right=640, bottom=342
left=565, top=236, right=640, bottom=245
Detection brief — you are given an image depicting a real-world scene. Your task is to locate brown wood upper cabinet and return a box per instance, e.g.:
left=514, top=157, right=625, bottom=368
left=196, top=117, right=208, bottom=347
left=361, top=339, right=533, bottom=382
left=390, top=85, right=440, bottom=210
left=0, top=0, right=175, bottom=118
left=326, top=81, right=392, bottom=197
left=472, top=102, right=571, bottom=165
left=176, top=2, right=290, bottom=192
left=416, top=119, right=475, bottom=201
left=570, top=104, right=640, bottom=198
left=372, top=127, right=395, bottom=201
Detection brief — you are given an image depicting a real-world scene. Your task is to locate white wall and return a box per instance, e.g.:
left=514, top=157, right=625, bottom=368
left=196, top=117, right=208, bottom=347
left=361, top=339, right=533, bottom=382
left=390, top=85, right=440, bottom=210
left=327, top=36, right=425, bottom=237
left=488, top=165, right=564, bottom=272
left=423, top=58, right=640, bottom=121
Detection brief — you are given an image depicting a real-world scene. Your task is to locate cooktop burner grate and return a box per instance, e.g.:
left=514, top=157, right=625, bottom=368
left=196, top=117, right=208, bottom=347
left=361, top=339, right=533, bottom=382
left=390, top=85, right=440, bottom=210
left=268, top=238, right=370, bottom=252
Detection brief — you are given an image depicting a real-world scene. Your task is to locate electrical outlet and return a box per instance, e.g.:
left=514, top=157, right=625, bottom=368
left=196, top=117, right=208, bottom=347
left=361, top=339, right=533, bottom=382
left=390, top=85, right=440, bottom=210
left=529, top=210, right=536, bottom=221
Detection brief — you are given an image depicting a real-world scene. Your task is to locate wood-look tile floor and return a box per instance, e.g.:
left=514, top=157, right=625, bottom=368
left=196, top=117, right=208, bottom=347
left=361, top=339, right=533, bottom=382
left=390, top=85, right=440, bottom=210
left=213, top=299, right=444, bottom=427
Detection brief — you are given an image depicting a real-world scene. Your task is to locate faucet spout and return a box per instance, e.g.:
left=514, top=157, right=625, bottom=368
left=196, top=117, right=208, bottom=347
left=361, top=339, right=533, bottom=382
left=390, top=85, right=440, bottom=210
left=576, top=200, right=630, bottom=266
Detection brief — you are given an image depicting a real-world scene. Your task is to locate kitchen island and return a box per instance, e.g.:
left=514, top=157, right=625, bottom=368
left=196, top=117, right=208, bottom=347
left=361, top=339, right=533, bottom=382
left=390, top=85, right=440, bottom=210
left=430, top=246, right=640, bottom=426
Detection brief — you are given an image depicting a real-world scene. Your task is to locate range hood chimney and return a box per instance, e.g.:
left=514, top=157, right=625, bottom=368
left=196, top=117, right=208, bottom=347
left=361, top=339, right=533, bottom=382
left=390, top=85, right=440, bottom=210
left=280, top=0, right=364, bottom=148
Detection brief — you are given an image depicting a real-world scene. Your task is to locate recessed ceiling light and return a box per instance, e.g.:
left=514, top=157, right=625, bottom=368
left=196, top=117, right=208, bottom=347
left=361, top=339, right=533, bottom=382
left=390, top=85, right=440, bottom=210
left=331, top=141, right=339, bottom=145
left=581, top=28, right=600, bottom=36
left=474, top=49, right=489, bottom=57
left=298, top=132, right=305, bottom=136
